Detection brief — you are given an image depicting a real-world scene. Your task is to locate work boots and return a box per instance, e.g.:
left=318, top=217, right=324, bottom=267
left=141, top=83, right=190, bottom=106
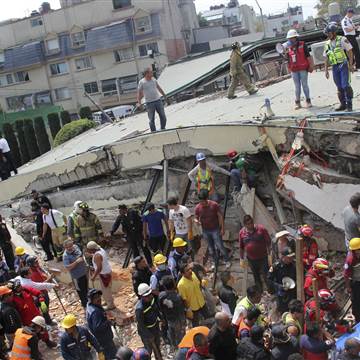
left=335, top=90, right=346, bottom=111
left=294, top=100, right=301, bottom=110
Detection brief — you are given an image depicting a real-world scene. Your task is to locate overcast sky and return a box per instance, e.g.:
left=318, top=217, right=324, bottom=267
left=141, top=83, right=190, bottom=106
left=0, top=0, right=317, bottom=22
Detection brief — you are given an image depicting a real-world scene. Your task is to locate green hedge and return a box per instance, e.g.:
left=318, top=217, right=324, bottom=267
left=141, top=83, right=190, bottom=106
left=34, top=116, right=51, bottom=154
left=60, top=111, right=71, bottom=126
left=15, top=120, right=30, bottom=164
left=47, top=112, right=61, bottom=139
left=23, top=119, right=40, bottom=160
left=53, top=119, right=96, bottom=147
left=79, top=106, right=92, bottom=120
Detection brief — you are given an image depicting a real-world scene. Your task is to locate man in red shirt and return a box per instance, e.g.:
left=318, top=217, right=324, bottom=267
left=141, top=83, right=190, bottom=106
left=195, top=190, right=231, bottom=269
left=239, top=215, right=271, bottom=292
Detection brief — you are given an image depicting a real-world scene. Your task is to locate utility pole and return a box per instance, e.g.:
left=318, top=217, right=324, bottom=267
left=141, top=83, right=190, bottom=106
left=83, top=92, right=113, bottom=123
left=255, top=0, right=266, bottom=39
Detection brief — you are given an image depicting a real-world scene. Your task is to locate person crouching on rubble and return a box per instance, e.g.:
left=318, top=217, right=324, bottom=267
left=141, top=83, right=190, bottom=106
left=298, top=225, right=319, bottom=270
left=14, top=246, right=29, bottom=273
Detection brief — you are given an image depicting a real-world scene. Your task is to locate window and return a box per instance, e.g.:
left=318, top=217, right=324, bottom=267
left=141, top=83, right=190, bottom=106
left=134, top=16, right=152, bottom=34
left=46, top=38, right=60, bottom=54
left=30, top=18, right=43, bottom=27
left=71, top=31, right=86, bottom=47
left=114, top=48, right=134, bottom=62
left=0, top=72, right=29, bottom=87
left=75, top=56, right=93, bottom=70
left=6, top=94, right=33, bottom=110
left=118, top=75, right=138, bottom=94
left=54, top=87, right=70, bottom=101
left=138, top=42, right=159, bottom=57
left=84, top=81, right=99, bottom=94
left=0, top=52, right=4, bottom=65
left=14, top=71, right=29, bottom=83
left=101, top=78, right=117, bottom=96
left=113, top=0, right=131, bottom=9
left=50, top=62, right=68, bottom=75
left=35, top=91, right=52, bottom=106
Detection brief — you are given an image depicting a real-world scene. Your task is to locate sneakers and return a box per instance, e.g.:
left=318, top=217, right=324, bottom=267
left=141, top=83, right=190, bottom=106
left=305, top=99, right=312, bottom=108
left=248, top=87, right=258, bottom=95
left=335, top=104, right=346, bottom=111
left=227, top=95, right=237, bottom=99
left=294, top=101, right=301, bottom=110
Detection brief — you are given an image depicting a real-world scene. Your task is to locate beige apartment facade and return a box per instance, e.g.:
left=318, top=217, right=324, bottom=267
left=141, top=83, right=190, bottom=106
left=0, top=0, right=196, bottom=115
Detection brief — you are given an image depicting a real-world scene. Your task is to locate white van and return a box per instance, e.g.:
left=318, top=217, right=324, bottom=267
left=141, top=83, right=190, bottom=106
left=93, top=105, right=134, bottom=123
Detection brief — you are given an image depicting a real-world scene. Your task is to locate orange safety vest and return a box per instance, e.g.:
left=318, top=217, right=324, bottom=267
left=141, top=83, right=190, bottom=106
left=237, top=318, right=251, bottom=338
left=10, top=328, right=32, bottom=359
left=196, top=167, right=214, bottom=194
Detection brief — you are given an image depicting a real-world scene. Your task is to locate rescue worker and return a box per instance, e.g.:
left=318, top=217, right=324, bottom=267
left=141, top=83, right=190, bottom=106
left=132, top=256, right=152, bottom=298
left=237, top=307, right=262, bottom=339
left=268, top=247, right=297, bottom=313
left=236, top=325, right=270, bottom=360
left=324, top=22, right=355, bottom=112
left=150, top=253, right=173, bottom=296
left=344, top=237, right=360, bottom=323
left=304, top=258, right=334, bottom=299
left=74, top=202, right=103, bottom=248
left=60, top=313, right=104, bottom=360
left=31, top=190, right=52, bottom=208
left=282, top=299, right=303, bottom=338
left=168, top=238, right=188, bottom=279
left=218, top=271, right=238, bottom=316
left=0, top=214, right=15, bottom=271
left=10, top=316, right=47, bottom=360
left=135, top=283, right=163, bottom=360
left=272, top=230, right=294, bottom=261
left=14, top=247, right=29, bottom=273
left=111, top=204, right=152, bottom=266
left=67, top=200, right=82, bottom=240
left=188, top=153, right=231, bottom=197
left=86, top=289, right=117, bottom=359
left=285, top=29, right=313, bottom=109
left=227, top=41, right=258, bottom=99
left=298, top=225, right=319, bottom=270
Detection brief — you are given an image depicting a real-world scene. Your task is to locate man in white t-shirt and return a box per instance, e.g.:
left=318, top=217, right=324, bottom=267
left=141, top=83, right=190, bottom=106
left=41, top=203, right=67, bottom=261
left=341, top=8, right=360, bottom=70
left=0, top=134, right=17, bottom=179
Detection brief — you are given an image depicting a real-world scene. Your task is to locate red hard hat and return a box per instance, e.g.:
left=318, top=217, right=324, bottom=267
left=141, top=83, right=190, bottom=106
left=318, top=289, right=335, bottom=303
left=299, top=225, right=313, bottom=237
left=312, top=258, right=329, bottom=271
left=227, top=149, right=238, bottom=159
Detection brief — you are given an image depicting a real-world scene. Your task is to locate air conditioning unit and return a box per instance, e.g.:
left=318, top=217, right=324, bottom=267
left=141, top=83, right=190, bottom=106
left=311, top=41, right=327, bottom=65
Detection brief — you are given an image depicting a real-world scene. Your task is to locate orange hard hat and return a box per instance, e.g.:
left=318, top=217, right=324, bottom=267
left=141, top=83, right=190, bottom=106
left=0, top=286, right=12, bottom=296
left=227, top=149, right=238, bottom=160
left=178, top=326, right=210, bottom=348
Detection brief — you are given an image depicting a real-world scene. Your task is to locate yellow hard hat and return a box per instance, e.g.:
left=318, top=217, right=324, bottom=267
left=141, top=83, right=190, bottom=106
left=173, top=238, right=187, bottom=248
left=61, top=314, right=77, bottom=329
left=15, top=247, right=25, bottom=256
left=153, top=253, right=167, bottom=265
left=349, top=238, right=360, bottom=251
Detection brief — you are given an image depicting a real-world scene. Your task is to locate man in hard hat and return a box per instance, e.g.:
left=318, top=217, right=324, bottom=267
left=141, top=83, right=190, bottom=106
left=132, top=256, right=152, bottom=298
left=188, top=153, right=231, bottom=197
left=342, top=193, right=360, bottom=249
left=324, top=22, right=355, bottom=112
left=86, top=289, right=117, bottom=359
left=135, top=283, right=163, bottom=360
left=273, top=230, right=294, bottom=261
left=86, top=241, right=115, bottom=310
left=74, top=202, right=104, bottom=249
left=227, top=41, right=258, bottom=99
left=11, top=316, right=47, bottom=360
left=60, top=313, right=104, bottom=360
left=268, top=247, right=297, bottom=313
left=14, top=247, right=29, bottom=273
left=168, top=238, right=189, bottom=279
left=284, top=28, right=313, bottom=109
left=150, top=253, right=173, bottom=296
left=341, top=8, right=360, bottom=70
left=298, top=224, right=319, bottom=270
left=0, top=214, right=15, bottom=272
left=67, top=200, right=82, bottom=240
left=344, top=237, right=360, bottom=323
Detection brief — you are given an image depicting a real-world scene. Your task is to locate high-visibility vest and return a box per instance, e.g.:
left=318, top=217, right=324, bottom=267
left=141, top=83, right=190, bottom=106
left=288, top=41, right=309, bottom=72
left=282, top=312, right=302, bottom=338
left=325, top=36, right=347, bottom=65
left=196, top=168, right=214, bottom=194
left=10, top=328, right=32, bottom=359
left=238, top=319, right=251, bottom=338
left=142, top=298, right=159, bottom=329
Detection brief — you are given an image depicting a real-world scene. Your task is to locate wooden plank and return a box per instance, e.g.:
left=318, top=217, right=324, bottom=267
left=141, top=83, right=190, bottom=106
left=296, top=237, right=305, bottom=302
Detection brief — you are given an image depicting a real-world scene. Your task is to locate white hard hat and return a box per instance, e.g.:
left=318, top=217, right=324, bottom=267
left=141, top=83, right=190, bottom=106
left=32, top=316, right=46, bottom=328
left=86, top=241, right=100, bottom=250
left=138, top=283, right=152, bottom=297
left=286, top=29, right=299, bottom=39
left=275, top=230, right=290, bottom=240
left=73, top=200, right=82, bottom=212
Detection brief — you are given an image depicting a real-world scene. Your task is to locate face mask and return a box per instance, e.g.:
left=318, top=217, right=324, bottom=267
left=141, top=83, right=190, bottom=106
left=157, top=264, right=166, bottom=271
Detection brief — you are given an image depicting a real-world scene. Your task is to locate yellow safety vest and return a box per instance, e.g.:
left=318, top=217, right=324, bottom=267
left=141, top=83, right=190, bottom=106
left=325, top=36, right=348, bottom=65
left=196, top=168, right=214, bottom=194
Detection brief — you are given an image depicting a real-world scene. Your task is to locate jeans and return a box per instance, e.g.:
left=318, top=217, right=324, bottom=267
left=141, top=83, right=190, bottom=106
left=167, top=318, right=186, bottom=347
left=202, top=229, right=229, bottom=262
left=332, top=62, right=352, bottom=106
left=142, top=327, right=163, bottom=360
left=291, top=70, right=310, bottom=102
left=346, top=35, right=360, bottom=69
left=73, top=274, right=89, bottom=308
left=192, top=305, right=210, bottom=327
left=248, top=257, right=270, bottom=292
left=146, top=99, right=167, bottom=132
left=148, top=235, right=167, bottom=253
left=230, top=169, right=256, bottom=191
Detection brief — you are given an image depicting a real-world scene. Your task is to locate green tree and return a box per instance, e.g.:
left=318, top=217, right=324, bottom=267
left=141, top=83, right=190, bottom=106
left=198, top=12, right=209, bottom=27
left=60, top=110, right=71, bottom=126
left=315, top=0, right=359, bottom=16
left=79, top=106, right=93, bottom=120
left=23, top=119, right=40, bottom=160
left=47, top=112, right=61, bottom=139
left=34, top=116, right=51, bottom=154
left=2, top=123, right=22, bottom=166
left=15, top=120, right=30, bottom=164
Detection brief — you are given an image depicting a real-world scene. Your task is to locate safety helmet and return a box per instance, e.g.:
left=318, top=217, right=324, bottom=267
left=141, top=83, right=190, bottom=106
left=318, top=289, right=335, bottom=304
left=32, top=316, right=46, bottom=328
left=0, top=286, right=12, bottom=297
left=15, top=247, right=25, bottom=256
left=153, top=253, right=167, bottom=265
left=73, top=200, right=82, bottom=212
left=61, top=314, right=77, bottom=329
left=227, top=149, right=238, bottom=160
left=87, top=288, right=102, bottom=299
left=324, top=22, right=338, bottom=35
left=79, top=202, right=89, bottom=210
left=349, top=237, right=360, bottom=251
left=138, top=283, right=152, bottom=297
left=132, top=348, right=150, bottom=360
left=299, top=225, right=313, bottom=238
left=286, top=29, right=299, bottom=39
left=312, top=258, right=329, bottom=271
left=195, top=152, right=206, bottom=162
left=231, top=41, right=240, bottom=50
left=7, top=279, right=21, bottom=291
left=26, top=256, right=38, bottom=267
left=173, top=238, right=187, bottom=248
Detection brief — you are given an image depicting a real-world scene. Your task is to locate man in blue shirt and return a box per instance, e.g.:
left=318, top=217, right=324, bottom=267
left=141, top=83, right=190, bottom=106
left=63, top=239, right=88, bottom=308
left=142, top=203, right=169, bottom=253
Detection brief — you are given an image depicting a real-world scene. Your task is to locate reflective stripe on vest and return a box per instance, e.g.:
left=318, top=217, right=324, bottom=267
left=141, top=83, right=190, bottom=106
left=288, top=41, right=309, bottom=72
left=325, top=36, right=347, bottom=65
left=196, top=168, right=213, bottom=193
left=143, top=298, right=158, bottom=328
left=10, top=328, right=32, bottom=360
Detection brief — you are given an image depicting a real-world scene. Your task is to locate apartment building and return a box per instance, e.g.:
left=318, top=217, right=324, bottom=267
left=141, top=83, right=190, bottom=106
left=0, top=0, right=197, bottom=114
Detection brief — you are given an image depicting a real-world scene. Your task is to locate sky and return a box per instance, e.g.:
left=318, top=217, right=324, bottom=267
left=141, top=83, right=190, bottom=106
left=0, top=0, right=317, bottom=22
